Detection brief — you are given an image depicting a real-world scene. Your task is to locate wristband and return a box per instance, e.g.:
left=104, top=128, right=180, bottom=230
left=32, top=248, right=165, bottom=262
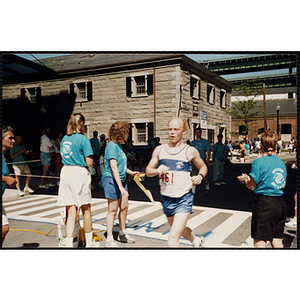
left=198, top=173, right=204, bottom=179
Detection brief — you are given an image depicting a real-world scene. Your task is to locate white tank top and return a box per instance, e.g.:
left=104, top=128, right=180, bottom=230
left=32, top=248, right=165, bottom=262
left=158, top=144, right=192, bottom=197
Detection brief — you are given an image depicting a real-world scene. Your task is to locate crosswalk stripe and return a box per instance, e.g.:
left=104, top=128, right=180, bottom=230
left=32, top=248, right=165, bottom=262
left=2, top=189, right=253, bottom=247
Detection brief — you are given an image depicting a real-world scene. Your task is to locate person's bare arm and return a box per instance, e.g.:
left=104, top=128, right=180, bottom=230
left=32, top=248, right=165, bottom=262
left=188, top=146, right=207, bottom=185
left=146, top=146, right=169, bottom=177
left=85, top=155, right=94, bottom=167
left=237, top=173, right=256, bottom=191
left=2, top=176, right=17, bottom=187
left=110, top=159, right=128, bottom=196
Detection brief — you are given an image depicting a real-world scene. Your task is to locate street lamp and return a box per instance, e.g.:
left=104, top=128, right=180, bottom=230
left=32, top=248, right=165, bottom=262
left=276, top=103, right=281, bottom=137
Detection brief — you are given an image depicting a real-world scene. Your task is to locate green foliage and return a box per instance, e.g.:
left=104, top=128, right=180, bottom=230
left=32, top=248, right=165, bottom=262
left=227, top=78, right=264, bottom=137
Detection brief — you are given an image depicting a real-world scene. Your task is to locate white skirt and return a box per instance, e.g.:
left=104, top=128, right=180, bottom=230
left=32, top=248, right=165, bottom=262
left=2, top=205, right=8, bottom=225
left=57, top=165, right=92, bottom=207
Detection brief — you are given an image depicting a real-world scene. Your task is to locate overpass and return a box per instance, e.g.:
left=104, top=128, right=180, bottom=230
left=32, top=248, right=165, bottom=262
left=199, top=54, right=297, bottom=96
left=200, top=54, right=296, bottom=75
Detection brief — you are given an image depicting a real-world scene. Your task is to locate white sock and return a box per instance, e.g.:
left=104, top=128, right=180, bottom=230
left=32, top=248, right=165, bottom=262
left=65, top=237, right=73, bottom=247
left=205, top=183, right=210, bottom=190
left=106, top=235, right=114, bottom=241
left=192, top=236, right=200, bottom=247
left=192, top=185, right=196, bottom=194
left=85, top=231, right=93, bottom=246
left=119, top=229, right=126, bottom=236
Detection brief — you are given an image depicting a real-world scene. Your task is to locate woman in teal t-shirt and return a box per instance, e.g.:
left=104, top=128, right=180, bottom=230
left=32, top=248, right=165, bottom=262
left=102, top=121, right=139, bottom=247
left=237, top=130, right=287, bottom=248
left=57, top=113, right=99, bottom=247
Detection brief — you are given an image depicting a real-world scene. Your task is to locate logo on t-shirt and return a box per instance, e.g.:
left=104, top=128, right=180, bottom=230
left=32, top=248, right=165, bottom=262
left=272, top=168, right=285, bottom=189
left=62, top=141, right=73, bottom=158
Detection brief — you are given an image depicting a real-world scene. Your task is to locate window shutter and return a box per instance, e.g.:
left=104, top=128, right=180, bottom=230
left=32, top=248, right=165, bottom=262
left=147, top=74, right=153, bottom=95
left=70, top=83, right=75, bottom=101
left=87, top=82, right=93, bottom=101
left=198, top=81, right=201, bottom=99
left=128, top=123, right=133, bottom=143
left=147, top=122, right=154, bottom=144
left=126, top=77, right=132, bottom=97
left=190, top=77, right=194, bottom=97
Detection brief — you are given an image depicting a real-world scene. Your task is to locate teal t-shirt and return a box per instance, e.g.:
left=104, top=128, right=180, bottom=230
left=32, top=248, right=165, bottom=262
left=2, top=154, right=10, bottom=195
left=60, top=133, right=94, bottom=167
left=213, top=142, right=226, bottom=162
left=10, top=143, right=26, bottom=166
left=190, top=138, right=212, bottom=160
left=101, top=141, right=127, bottom=182
left=249, top=155, right=287, bottom=196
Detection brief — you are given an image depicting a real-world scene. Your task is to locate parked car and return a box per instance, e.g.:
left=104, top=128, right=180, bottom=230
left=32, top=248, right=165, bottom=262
left=231, top=140, right=241, bottom=150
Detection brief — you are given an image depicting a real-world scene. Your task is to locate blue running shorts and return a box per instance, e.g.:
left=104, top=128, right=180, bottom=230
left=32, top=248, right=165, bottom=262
left=160, top=191, right=194, bottom=217
left=102, top=177, right=128, bottom=200
left=40, top=152, right=51, bottom=166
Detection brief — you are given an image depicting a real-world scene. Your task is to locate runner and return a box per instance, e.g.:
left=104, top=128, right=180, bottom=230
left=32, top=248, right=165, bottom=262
left=146, top=117, right=207, bottom=247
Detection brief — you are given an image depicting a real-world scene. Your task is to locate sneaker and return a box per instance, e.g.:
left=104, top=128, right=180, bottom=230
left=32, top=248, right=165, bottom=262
left=205, top=189, right=210, bottom=196
left=105, top=239, right=118, bottom=248
left=214, top=182, right=221, bottom=186
left=86, top=240, right=101, bottom=248
left=17, top=190, right=26, bottom=196
left=119, top=233, right=135, bottom=244
left=56, top=182, right=60, bottom=186
left=23, top=187, right=34, bottom=194
left=39, top=185, right=49, bottom=189
left=46, top=183, right=55, bottom=187
left=193, top=236, right=205, bottom=248
left=285, top=217, right=297, bottom=229
left=219, top=181, right=226, bottom=185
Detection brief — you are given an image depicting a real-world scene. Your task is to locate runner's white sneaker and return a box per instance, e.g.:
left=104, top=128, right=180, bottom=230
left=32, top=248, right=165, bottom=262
left=193, top=236, right=205, bottom=248
left=46, top=183, right=55, bottom=187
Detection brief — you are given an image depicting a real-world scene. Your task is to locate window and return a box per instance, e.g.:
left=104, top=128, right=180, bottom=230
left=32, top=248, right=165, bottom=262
left=239, top=125, right=248, bottom=135
left=190, top=76, right=200, bottom=99
left=193, top=102, right=199, bottom=117
left=21, top=87, right=41, bottom=104
left=207, top=84, right=215, bottom=105
left=281, top=124, right=291, bottom=134
left=130, top=120, right=154, bottom=146
left=70, top=81, right=93, bottom=102
left=220, top=89, right=226, bottom=109
left=126, top=74, right=153, bottom=97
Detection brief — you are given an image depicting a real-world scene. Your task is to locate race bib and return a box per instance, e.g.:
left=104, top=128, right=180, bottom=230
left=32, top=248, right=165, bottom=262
left=159, top=171, right=175, bottom=185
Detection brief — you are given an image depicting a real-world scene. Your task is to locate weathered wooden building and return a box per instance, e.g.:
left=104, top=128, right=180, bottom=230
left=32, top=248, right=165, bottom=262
left=3, top=53, right=234, bottom=157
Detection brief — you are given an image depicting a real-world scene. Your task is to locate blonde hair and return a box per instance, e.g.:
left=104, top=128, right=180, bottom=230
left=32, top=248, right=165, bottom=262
left=66, top=113, right=85, bottom=135
left=108, top=121, right=129, bottom=144
left=168, top=117, right=188, bottom=132
left=260, top=130, right=278, bottom=156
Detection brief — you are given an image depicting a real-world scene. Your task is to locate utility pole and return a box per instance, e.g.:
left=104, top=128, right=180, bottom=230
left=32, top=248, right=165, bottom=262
left=263, top=83, right=267, bottom=132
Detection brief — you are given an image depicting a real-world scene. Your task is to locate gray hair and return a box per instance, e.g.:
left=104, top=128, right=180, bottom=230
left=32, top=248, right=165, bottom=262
left=2, top=125, right=14, bottom=136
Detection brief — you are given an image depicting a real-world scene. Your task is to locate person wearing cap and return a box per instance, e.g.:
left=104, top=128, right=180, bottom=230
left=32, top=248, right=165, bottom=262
left=237, top=130, right=287, bottom=248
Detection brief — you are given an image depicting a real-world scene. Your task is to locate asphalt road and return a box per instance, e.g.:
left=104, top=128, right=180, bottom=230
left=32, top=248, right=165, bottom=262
left=2, top=152, right=297, bottom=249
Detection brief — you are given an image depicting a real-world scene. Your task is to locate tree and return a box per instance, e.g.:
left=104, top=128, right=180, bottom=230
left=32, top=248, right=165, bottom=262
left=227, top=78, right=264, bottom=138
